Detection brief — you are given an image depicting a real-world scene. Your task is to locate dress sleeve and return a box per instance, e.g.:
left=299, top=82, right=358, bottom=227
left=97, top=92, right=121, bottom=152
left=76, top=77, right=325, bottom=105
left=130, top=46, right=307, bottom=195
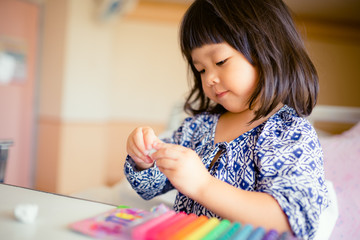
left=254, top=120, right=329, bottom=239
left=123, top=155, right=174, bottom=200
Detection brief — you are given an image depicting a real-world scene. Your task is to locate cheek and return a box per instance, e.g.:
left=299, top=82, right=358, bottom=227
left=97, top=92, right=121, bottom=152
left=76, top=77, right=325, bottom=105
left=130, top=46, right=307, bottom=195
left=232, top=67, right=258, bottom=93
left=201, top=80, right=211, bottom=97
left=201, top=80, right=209, bottom=94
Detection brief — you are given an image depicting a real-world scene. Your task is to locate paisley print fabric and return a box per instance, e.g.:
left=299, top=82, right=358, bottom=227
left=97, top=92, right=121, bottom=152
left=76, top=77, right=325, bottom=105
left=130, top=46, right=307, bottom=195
left=124, top=105, right=328, bottom=239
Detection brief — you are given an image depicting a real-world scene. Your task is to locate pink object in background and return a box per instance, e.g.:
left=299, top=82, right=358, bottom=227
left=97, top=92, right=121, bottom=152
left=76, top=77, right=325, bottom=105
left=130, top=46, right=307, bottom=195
left=320, top=122, right=360, bottom=239
left=0, top=0, right=40, bottom=188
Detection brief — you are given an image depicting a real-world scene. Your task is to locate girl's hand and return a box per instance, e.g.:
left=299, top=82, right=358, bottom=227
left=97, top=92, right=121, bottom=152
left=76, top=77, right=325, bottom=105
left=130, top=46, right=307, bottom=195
left=126, top=127, right=161, bottom=170
left=151, top=143, right=211, bottom=199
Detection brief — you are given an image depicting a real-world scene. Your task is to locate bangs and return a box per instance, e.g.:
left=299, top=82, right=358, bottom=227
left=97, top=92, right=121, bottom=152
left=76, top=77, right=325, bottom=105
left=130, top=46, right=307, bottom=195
left=180, top=0, right=254, bottom=66
left=180, top=1, right=227, bottom=62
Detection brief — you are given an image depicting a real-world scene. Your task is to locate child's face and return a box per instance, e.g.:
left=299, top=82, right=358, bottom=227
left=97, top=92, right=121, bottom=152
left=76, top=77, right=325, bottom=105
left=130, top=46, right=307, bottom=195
left=191, top=42, right=259, bottom=114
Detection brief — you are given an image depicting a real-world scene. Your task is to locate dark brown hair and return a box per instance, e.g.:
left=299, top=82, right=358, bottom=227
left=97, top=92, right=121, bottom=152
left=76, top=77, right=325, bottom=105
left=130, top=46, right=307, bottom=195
left=180, top=0, right=318, bottom=121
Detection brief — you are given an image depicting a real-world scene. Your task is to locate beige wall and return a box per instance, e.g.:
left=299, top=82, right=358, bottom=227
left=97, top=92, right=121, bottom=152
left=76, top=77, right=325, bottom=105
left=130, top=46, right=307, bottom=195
left=35, top=0, right=360, bottom=195
left=36, top=0, right=187, bottom=194
left=298, top=20, right=360, bottom=107
left=111, top=19, right=188, bottom=122
left=38, top=0, right=66, bottom=118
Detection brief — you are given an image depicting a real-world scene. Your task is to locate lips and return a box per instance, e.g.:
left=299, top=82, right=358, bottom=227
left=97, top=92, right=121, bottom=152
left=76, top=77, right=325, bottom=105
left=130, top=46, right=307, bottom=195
left=216, top=90, right=229, bottom=98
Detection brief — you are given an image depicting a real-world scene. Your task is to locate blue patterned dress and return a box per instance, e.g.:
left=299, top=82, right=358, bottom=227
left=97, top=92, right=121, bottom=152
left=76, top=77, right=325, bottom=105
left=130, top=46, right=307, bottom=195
left=124, top=105, right=328, bottom=239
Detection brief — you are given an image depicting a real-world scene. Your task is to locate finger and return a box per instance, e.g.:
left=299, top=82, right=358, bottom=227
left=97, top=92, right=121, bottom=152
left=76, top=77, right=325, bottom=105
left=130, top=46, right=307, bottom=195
left=132, top=150, right=154, bottom=164
left=132, top=128, right=147, bottom=153
left=141, top=127, right=156, bottom=151
left=132, top=155, right=154, bottom=165
left=146, top=141, right=164, bottom=158
left=152, top=140, right=165, bottom=150
left=127, top=137, right=152, bottom=163
left=156, top=157, right=178, bottom=171
left=151, top=143, right=184, bottom=160
left=127, top=137, right=143, bottom=157
left=158, top=166, right=173, bottom=177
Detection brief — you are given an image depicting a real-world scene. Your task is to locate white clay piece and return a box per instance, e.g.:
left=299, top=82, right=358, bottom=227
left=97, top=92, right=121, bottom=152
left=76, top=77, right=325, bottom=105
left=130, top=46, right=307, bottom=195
left=14, top=204, right=39, bottom=223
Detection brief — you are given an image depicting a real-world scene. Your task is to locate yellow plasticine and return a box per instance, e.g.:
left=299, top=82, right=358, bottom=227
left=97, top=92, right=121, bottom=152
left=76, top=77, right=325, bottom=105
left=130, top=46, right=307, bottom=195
left=184, top=217, right=220, bottom=240
left=169, top=215, right=208, bottom=240
left=115, top=212, right=138, bottom=220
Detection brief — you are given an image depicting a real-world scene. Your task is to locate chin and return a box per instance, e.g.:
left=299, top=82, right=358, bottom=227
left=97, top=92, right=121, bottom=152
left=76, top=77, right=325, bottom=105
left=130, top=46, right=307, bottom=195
left=225, top=106, right=253, bottom=114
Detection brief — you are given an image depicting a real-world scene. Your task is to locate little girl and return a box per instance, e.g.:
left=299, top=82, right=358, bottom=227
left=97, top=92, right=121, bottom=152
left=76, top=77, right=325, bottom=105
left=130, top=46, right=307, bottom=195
left=124, top=0, right=328, bottom=239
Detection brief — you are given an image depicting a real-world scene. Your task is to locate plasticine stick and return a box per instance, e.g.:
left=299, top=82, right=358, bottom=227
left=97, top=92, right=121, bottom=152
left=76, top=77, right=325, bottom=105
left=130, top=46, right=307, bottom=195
left=185, top=217, right=220, bottom=240
left=247, top=227, right=266, bottom=240
left=146, top=212, right=187, bottom=240
left=278, top=231, right=297, bottom=240
left=231, top=224, right=253, bottom=240
left=132, top=211, right=176, bottom=240
left=169, top=215, right=208, bottom=240
left=201, top=219, right=231, bottom=240
left=156, top=213, right=198, bottom=240
left=218, top=222, right=242, bottom=240
left=262, top=229, right=279, bottom=240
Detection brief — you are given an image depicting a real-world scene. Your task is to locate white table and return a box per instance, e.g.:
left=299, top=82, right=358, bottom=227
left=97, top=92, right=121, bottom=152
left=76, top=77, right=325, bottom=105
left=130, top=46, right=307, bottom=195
left=0, top=184, right=117, bottom=239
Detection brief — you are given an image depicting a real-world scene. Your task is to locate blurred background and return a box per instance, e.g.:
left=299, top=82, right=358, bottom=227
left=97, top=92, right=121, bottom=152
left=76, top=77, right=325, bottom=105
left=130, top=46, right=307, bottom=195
left=0, top=0, right=359, bottom=196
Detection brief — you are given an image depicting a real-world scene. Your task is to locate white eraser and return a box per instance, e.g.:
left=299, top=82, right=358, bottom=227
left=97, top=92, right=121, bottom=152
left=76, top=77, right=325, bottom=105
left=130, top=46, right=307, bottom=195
left=147, top=148, right=157, bottom=156
left=14, top=204, right=38, bottom=223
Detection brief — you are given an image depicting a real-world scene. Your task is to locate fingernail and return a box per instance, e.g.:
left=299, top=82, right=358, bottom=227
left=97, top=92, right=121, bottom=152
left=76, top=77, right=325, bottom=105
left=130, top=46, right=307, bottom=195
left=146, top=157, right=154, bottom=163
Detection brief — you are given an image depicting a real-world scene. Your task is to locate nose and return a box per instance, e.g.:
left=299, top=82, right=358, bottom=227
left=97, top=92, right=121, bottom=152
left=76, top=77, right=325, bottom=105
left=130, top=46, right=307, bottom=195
left=203, top=71, right=219, bottom=86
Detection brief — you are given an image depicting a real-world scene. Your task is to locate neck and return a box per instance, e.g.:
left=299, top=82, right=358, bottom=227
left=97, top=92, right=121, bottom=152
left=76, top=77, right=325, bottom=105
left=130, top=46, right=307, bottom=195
left=214, top=104, right=283, bottom=144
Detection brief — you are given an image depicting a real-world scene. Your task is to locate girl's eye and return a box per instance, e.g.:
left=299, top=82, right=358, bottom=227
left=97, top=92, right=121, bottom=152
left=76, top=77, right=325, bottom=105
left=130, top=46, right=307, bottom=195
left=216, top=59, right=227, bottom=66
